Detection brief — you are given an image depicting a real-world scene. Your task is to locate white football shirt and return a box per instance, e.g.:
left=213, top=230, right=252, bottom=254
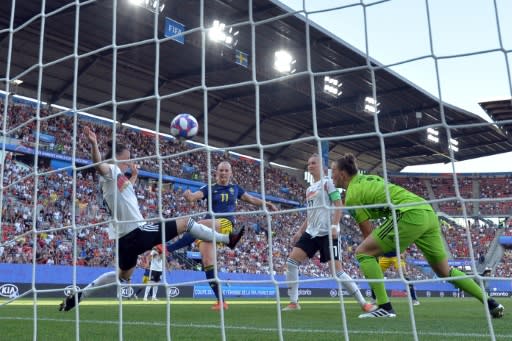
left=305, top=177, right=338, bottom=237
left=149, top=250, right=164, bottom=272
left=100, top=164, right=145, bottom=238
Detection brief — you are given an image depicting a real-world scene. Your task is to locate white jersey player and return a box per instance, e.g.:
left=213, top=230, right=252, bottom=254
left=144, top=245, right=164, bottom=301
left=59, top=127, right=245, bottom=312
left=282, top=154, right=376, bottom=313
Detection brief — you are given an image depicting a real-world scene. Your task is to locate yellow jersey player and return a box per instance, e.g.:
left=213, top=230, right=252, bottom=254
left=371, top=251, right=420, bottom=306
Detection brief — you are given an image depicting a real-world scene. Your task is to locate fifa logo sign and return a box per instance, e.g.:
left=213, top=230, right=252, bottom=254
left=0, top=284, right=19, bottom=298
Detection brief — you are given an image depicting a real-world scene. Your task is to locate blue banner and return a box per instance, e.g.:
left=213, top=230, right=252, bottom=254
left=499, top=236, right=512, bottom=245
left=193, top=285, right=276, bottom=298
left=34, top=132, right=56, bottom=143
left=164, top=17, right=185, bottom=44
left=407, top=258, right=472, bottom=267
left=186, top=251, right=202, bottom=260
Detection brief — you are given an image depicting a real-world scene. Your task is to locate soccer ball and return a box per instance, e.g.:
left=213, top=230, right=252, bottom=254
left=170, top=113, right=198, bottom=139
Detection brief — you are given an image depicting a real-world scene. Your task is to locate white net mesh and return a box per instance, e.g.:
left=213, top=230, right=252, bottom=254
left=1, top=0, right=511, bottom=340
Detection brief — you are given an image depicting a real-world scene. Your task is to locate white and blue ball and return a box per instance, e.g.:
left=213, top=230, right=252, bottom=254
left=170, top=113, right=198, bottom=139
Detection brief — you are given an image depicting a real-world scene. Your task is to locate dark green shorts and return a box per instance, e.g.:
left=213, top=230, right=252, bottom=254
left=372, top=209, right=447, bottom=264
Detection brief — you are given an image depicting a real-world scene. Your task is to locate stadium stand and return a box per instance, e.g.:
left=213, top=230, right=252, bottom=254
left=1, top=98, right=512, bottom=280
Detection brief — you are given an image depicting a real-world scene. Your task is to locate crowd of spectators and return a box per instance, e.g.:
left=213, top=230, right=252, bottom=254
left=1, top=99, right=512, bottom=280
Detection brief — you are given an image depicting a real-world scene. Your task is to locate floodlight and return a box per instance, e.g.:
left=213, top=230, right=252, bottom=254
left=129, top=0, right=165, bottom=13
left=427, top=127, right=439, bottom=136
left=274, top=50, right=296, bottom=74
left=449, top=138, right=459, bottom=152
left=427, top=134, right=439, bottom=143
left=427, top=128, right=439, bottom=144
left=363, top=96, right=380, bottom=114
left=208, top=20, right=239, bottom=48
left=323, top=76, right=342, bottom=97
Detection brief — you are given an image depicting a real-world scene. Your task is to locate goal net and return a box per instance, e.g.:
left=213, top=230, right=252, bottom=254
left=0, top=0, right=511, bottom=340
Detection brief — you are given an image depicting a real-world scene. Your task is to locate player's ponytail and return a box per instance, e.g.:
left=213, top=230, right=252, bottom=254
left=335, top=153, right=358, bottom=176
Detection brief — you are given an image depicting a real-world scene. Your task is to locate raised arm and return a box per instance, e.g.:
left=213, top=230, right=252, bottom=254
left=129, top=163, right=139, bottom=185
left=183, top=189, right=205, bottom=202
left=83, top=126, right=110, bottom=177
left=240, top=192, right=279, bottom=211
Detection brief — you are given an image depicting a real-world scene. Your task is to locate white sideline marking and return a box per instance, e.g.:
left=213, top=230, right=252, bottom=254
left=0, top=317, right=507, bottom=339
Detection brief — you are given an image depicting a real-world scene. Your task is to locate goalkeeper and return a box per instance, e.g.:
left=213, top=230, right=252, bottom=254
left=331, top=153, right=504, bottom=319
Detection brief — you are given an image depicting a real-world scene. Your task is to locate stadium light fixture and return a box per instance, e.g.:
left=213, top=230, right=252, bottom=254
left=427, top=127, right=439, bottom=143
left=129, top=0, right=165, bottom=13
left=363, top=96, right=380, bottom=114
left=323, top=76, right=342, bottom=97
left=208, top=20, right=239, bottom=48
left=449, top=137, right=459, bottom=152
left=274, top=50, right=296, bottom=74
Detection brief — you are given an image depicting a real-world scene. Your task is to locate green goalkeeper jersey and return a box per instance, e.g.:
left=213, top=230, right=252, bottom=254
left=345, top=174, right=433, bottom=223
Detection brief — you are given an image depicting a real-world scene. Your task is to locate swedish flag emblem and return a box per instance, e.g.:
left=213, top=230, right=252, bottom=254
left=235, top=49, right=248, bottom=68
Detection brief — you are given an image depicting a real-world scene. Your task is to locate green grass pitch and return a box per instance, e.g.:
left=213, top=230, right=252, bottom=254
left=0, top=297, right=508, bottom=340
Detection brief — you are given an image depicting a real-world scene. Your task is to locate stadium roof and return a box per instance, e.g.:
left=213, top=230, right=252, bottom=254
left=480, top=99, right=512, bottom=140
left=1, top=0, right=511, bottom=172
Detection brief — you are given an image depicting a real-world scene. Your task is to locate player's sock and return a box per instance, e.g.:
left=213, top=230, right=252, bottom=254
left=144, top=282, right=154, bottom=300
left=286, top=258, right=299, bottom=303
left=167, top=232, right=195, bottom=253
left=356, top=253, right=389, bottom=305
left=405, top=276, right=418, bottom=300
left=371, top=289, right=376, bottom=301
left=448, top=268, right=484, bottom=302
left=336, top=271, right=366, bottom=307
left=152, top=285, right=158, bottom=299
left=205, top=265, right=221, bottom=302
left=186, top=219, right=229, bottom=244
left=82, top=271, right=117, bottom=298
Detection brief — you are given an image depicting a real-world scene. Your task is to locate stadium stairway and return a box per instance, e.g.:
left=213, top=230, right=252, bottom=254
left=472, top=180, right=480, bottom=216
left=424, top=179, right=439, bottom=211
left=480, top=229, right=505, bottom=273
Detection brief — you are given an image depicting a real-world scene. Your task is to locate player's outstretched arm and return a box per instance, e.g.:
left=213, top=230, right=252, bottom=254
left=241, top=192, right=278, bottom=211
left=183, top=189, right=204, bottom=202
left=83, top=126, right=110, bottom=177
left=129, top=163, right=139, bottom=185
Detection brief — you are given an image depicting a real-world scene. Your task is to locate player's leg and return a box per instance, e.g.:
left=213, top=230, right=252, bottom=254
left=416, top=210, right=504, bottom=318
left=59, top=230, right=141, bottom=311
left=355, top=218, right=396, bottom=317
left=371, top=257, right=392, bottom=303
left=172, top=218, right=244, bottom=249
left=200, top=241, right=227, bottom=310
left=143, top=269, right=153, bottom=301
left=151, top=271, right=161, bottom=300
left=283, top=233, right=312, bottom=311
left=166, top=233, right=196, bottom=252
left=406, top=277, right=420, bottom=305
left=200, top=219, right=231, bottom=310
left=324, top=237, right=375, bottom=312
left=392, top=256, right=419, bottom=304
left=356, top=212, right=425, bottom=318
left=166, top=218, right=220, bottom=253
left=135, top=268, right=150, bottom=297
